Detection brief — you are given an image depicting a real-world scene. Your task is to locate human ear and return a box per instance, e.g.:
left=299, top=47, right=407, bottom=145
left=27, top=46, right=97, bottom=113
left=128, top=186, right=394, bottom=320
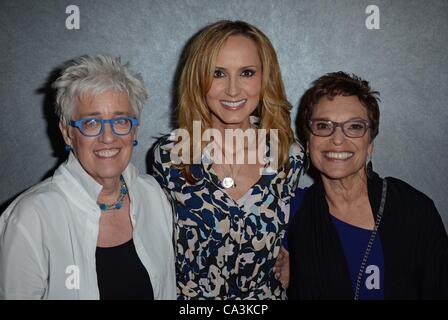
left=59, top=120, right=73, bottom=146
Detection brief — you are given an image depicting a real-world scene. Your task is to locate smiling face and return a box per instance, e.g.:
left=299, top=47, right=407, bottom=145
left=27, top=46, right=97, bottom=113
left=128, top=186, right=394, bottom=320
left=309, top=95, right=373, bottom=182
left=59, top=90, right=137, bottom=185
left=206, top=35, right=262, bottom=130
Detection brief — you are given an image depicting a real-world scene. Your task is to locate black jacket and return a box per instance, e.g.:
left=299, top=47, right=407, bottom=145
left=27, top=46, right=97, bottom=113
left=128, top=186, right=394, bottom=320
left=287, top=172, right=448, bottom=299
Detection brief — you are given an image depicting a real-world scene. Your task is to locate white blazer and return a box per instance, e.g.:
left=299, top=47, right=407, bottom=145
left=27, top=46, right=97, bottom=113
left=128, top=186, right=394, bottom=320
left=0, top=153, right=176, bottom=299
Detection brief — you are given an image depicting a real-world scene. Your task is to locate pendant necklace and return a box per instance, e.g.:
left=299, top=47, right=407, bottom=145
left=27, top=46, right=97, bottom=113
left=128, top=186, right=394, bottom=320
left=222, top=175, right=235, bottom=189
left=218, top=125, right=254, bottom=189
left=220, top=150, right=242, bottom=189
left=221, top=163, right=241, bottom=189
left=97, top=175, right=128, bottom=211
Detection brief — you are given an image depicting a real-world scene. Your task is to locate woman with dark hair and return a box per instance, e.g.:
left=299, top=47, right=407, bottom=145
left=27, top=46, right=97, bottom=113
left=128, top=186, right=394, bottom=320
left=288, top=71, right=448, bottom=300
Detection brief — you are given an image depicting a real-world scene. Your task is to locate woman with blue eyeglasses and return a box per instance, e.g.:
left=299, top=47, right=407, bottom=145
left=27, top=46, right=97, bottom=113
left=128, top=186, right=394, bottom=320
left=0, top=55, right=176, bottom=299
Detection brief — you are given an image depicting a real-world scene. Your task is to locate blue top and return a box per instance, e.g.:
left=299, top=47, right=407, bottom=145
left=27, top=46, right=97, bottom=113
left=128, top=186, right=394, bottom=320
left=331, top=215, right=385, bottom=300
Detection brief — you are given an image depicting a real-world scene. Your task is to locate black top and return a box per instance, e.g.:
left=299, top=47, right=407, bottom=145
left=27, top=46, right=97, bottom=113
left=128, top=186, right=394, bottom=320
left=287, top=172, right=448, bottom=300
left=96, top=239, right=154, bottom=300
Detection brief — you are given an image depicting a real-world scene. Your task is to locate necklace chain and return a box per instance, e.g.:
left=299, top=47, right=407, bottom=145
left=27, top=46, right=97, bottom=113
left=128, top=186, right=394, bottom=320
left=98, top=175, right=128, bottom=211
left=219, top=147, right=242, bottom=189
left=215, top=125, right=257, bottom=189
left=353, top=178, right=387, bottom=300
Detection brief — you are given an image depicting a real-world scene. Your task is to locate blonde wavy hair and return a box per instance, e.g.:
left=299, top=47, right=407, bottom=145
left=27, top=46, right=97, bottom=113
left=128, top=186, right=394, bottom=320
left=177, top=20, right=294, bottom=182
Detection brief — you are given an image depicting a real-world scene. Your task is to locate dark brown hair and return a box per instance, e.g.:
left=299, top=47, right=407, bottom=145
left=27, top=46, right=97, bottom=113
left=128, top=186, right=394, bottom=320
left=297, top=71, right=380, bottom=145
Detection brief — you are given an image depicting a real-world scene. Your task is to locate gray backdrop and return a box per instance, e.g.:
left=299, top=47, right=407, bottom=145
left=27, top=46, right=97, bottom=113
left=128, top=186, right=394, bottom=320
left=1, top=0, right=447, bottom=228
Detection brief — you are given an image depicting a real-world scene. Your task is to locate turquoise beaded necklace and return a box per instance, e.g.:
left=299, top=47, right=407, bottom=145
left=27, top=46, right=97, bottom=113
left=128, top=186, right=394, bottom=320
left=98, top=175, right=128, bottom=211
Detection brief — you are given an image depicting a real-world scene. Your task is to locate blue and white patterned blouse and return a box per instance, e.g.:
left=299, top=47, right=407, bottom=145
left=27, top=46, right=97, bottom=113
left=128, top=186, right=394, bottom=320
left=152, top=134, right=304, bottom=300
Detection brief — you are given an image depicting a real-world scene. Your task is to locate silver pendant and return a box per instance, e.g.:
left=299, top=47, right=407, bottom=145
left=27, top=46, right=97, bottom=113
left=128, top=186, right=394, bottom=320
left=222, top=176, right=235, bottom=189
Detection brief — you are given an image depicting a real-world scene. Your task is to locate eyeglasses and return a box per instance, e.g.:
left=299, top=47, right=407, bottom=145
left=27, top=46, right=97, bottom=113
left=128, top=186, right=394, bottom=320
left=308, top=119, right=370, bottom=138
left=69, top=117, right=138, bottom=137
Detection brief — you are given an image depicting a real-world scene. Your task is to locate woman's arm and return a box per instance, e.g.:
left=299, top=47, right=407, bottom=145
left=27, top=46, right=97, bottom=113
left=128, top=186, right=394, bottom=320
left=0, top=200, right=47, bottom=299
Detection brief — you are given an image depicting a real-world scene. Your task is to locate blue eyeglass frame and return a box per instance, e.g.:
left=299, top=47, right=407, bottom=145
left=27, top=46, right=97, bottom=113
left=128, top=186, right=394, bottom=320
left=69, top=117, right=139, bottom=137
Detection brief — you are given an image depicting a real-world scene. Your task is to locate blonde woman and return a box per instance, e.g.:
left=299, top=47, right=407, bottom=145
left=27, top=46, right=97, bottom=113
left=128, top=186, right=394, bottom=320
left=152, top=20, right=304, bottom=299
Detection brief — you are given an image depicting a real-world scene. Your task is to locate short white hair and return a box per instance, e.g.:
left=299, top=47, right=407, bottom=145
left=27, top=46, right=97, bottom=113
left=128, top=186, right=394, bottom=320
left=53, top=55, right=148, bottom=124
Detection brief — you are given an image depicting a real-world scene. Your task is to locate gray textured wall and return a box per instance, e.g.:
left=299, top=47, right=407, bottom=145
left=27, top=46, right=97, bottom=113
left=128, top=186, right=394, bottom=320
left=1, top=0, right=447, bottom=228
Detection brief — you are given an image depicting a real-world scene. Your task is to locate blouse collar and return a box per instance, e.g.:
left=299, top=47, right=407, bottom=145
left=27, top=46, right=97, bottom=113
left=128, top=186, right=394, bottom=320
left=56, top=152, right=138, bottom=210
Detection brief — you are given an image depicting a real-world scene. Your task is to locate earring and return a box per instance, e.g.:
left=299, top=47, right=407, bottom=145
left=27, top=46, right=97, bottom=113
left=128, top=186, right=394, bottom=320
left=133, top=140, right=138, bottom=146
left=366, top=154, right=373, bottom=175
left=64, top=144, right=72, bottom=152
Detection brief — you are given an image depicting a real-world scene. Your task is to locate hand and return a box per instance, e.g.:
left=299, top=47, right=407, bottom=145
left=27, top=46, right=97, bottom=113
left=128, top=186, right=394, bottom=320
left=273, top=246, right=290, bottom=289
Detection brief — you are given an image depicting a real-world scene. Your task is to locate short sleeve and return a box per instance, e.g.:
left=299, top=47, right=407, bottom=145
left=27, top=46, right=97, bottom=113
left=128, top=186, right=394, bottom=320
left=285, top=141, right=305, bottom=197
left=151, top=135, right=178, bottom=191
